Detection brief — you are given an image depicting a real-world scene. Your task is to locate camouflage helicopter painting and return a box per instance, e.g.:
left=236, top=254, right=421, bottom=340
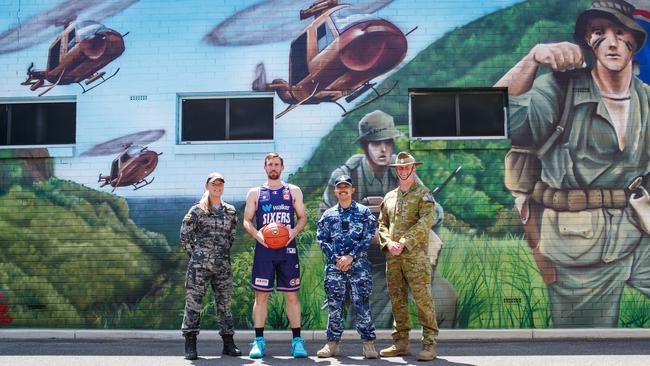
left=250, top=0, right=410, bottom=118
left=20, top=19, right=127, bottom=96
left=81, top=130, right=164, bottom=192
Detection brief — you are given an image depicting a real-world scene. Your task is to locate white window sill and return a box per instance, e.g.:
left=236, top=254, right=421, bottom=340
left=174, top=141, right=275, bottom=155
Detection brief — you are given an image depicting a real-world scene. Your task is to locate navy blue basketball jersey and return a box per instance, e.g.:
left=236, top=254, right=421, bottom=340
left=255, top=182, right=296, bottom=260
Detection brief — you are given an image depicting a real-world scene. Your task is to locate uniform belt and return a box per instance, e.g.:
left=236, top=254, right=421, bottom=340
left=530, top=181, right=628, bottom=211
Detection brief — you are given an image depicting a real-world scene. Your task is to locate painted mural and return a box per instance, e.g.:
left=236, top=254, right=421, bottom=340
left=1, top=0, right=649, bottom=332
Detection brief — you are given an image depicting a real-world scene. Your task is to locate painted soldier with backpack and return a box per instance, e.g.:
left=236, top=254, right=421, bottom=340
left=497, top=0, right=650, bottom=326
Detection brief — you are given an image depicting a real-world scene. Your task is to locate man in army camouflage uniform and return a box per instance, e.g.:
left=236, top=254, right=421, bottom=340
left=320, top=110, right=457, bottom=329
left=180, top=172, right=241, bottom=359
left=378, top=152, right=438, bottom=361
left=496, top=0, right=650, bottom=327
left=316, top=174, right=378, bottom=359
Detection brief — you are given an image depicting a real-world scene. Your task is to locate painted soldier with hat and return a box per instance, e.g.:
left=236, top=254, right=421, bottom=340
left=320, top=110, right=458, bottom=330
left=316, top=174, right=378, bottom=359
left=496, top=0, right=650, bottom=326
left=320, top=110, right=403, bottom=213
left=180, top=172, right=241, bottom=359
left=378, top=152, right=439, bottom=361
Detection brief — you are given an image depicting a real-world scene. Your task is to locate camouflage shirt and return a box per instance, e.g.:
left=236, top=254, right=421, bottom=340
left=317, top=201, right=377, bottom=264
left=378, top=180, right=435, bottom=257
left=180, top=203, right=238, bottom=261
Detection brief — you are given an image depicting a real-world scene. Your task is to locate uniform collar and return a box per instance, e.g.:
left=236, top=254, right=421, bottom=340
left=398, top=179, right=422, bottom=196
left=336, top=200, right=357, bottom=213
left=572, top=68, right=639, bottom=106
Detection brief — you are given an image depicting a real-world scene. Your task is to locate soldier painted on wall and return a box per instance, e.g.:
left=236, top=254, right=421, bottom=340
left=320, top=110, right=458, bottom=328
left=180, top=172, right=241, bottom=359
left=497, top=0, right=650, bottom=327
left=316, top=174, right=378, bottom=359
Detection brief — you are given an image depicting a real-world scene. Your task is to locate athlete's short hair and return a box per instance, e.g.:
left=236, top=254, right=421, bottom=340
left=264, top=152, right=284, bottom=166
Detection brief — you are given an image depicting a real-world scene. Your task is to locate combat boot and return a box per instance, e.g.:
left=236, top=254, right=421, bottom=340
left=379, top=339, right=410, bottom=357
left=221, top=334, right=242, bottom=356
left=184, top=333, right=198, bottom=360
left=362, top=340, right=378, bottom=359
left=316, top=341, right=340, bottom=358
left=417, top=343, right=438, bottom=361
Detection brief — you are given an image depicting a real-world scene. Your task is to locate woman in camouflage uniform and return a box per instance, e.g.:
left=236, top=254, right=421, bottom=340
left=180, top=172, right=241, bottom=359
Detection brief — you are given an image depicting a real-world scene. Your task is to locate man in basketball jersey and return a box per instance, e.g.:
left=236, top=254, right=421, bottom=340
left=243, top=152, right=308, bottom=358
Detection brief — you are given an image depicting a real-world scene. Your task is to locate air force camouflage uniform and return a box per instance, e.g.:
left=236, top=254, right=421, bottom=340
left=379, top=180, right=439, bottom=346
left=180, top=203, right=237, bottom=336
left=317, top=201, right=377, bottom=342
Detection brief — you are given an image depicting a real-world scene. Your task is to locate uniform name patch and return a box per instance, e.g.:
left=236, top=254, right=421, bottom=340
left=254, top=278, right=269, bottom=286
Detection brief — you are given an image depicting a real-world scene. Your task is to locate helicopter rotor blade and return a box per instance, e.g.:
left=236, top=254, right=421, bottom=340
left=0, top=0, right=137, bottom=55
left=81, top=129, right=165, bottom=157
left=203, top=0, right=394, bottom=46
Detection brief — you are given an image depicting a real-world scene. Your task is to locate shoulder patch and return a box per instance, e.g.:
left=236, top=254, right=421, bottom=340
left=423, top=193, right=435, bottom=203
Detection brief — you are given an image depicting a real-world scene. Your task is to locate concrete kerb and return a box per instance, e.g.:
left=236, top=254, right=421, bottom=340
left=1, top=328, right=649, bottom=341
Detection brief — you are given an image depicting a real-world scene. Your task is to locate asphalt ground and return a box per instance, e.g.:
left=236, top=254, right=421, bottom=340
left=1, top=338, right=649, bottom=366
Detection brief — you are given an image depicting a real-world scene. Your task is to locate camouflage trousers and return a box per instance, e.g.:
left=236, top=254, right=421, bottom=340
left=387, top=254, right=439, bottom=346
left=324, top=261, right=376, bottom=342
left=181, top=260, right=234, bottom=336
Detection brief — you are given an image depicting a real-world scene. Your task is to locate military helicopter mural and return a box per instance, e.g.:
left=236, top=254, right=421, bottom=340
left=0, top=0, right=136, bottom=96
left=20, top=19, right=128, bottom=96
left=204, top=0, right=409, bottom=118
left=81, top=130, right=164, bottom=192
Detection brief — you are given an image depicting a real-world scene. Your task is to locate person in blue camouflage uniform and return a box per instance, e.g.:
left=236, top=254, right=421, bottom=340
left=180, top=172, right=241, bottom=360
left=316, top=174, right=378, bottom=359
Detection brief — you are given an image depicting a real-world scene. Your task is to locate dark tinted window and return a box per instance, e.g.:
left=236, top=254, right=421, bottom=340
left=410, top=89, right=506, bottom=138
left=290, top=32, right=308, bottom=85
left=229, top=98, right=273, bottom=140
left=48, top=39, right=61, bottom=70
left=317, top=23, right=334, bottom=53
left=67, top=28, right=76, bottom=50
left=181, top=99, right=226, bottom=141
left=0, top=102, right=76, bottom=145
left=180, top=97, right=273, bottom=142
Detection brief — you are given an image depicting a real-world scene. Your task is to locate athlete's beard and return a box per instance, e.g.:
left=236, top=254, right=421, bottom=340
left=267, top=171, right=280, bottom=180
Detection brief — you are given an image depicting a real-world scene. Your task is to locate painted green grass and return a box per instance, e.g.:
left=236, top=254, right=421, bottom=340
left=90, top=222, right=650, bottom=330
left=436, top=228, right=551, bottom=328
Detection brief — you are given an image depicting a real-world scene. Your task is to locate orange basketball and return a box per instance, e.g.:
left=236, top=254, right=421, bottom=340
left=261, top=222, right=290, bottom=249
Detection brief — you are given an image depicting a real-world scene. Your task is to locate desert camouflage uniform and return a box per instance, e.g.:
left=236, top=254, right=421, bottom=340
left=378, top=180, right=439, bottom=346
left=317, top=201, right=377, bottom=341
left=180, top=203, right=237, bottom=336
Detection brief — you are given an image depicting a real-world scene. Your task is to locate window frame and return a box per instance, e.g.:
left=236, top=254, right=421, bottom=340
left=0, top=97, right=77, bottom=149
left=408, top=87, right=509, bottom=141
left=177, top=92, right=275, bottom=145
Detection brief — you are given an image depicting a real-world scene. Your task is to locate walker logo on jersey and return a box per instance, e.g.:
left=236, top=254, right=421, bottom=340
left=262, top=204, right=273, bottom=213
left=289, top=278, right=300, bottom=286
left=254, top=278, right=269, bottom=287
left=286, top=247, right=296, bottom=254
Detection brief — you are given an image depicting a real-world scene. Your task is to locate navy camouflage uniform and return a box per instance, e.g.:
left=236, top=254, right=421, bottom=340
left=180, top=203, right=237, bottom=336
left=317, top=201, right=377, bottom=342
